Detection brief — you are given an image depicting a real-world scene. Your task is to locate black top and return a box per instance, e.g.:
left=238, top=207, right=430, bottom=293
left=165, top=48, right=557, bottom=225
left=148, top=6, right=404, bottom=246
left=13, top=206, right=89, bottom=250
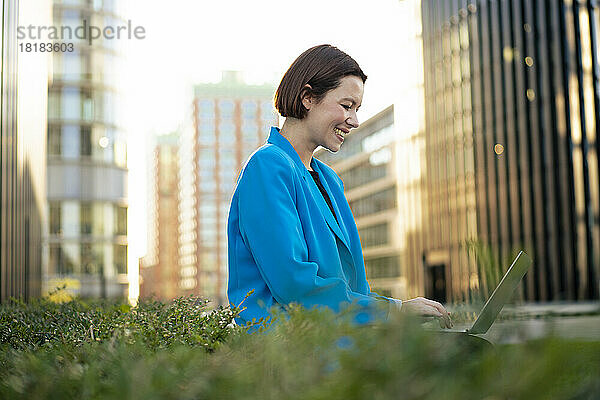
left=309, top=170, right=338, bottom=222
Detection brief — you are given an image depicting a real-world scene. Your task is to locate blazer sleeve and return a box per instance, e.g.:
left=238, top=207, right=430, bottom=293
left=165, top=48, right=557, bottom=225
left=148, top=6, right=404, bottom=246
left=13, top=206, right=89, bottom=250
left=237, top=150, right=388, bottom=321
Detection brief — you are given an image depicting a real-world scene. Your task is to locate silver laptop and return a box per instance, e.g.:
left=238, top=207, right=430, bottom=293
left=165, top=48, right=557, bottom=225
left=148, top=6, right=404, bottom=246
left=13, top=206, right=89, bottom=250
left=445, top=250, right=533, bottom=335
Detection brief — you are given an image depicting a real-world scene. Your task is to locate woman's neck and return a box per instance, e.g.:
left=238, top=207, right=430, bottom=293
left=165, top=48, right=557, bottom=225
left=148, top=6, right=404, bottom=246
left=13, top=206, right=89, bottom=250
left=279, top=119, right=316, bottom=171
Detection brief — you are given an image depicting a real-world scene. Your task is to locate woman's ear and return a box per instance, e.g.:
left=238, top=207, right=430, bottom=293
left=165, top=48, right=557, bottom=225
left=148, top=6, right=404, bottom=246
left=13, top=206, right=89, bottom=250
left=300, top=84, right=313, bottom=111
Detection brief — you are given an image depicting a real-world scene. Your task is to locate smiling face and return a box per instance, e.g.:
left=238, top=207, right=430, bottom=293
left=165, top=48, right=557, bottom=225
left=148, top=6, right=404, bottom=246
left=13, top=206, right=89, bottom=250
left=301, top=75, right=364, bottom=153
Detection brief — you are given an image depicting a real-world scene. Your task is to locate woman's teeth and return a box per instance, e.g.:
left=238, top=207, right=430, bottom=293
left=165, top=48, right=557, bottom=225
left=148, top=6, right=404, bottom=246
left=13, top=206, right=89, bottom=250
left=334, top=128, right=345, bottom=137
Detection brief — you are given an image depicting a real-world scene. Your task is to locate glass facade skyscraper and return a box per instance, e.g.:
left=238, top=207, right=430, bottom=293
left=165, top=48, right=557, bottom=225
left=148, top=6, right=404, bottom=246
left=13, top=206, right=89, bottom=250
left=421, top=0, right=599, bottom=301
left=45, top=0, right=128, bottom=298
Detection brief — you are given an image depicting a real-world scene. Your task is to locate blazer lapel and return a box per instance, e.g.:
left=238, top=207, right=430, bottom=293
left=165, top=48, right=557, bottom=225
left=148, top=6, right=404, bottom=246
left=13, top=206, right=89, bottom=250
left=311, top=163, right=351, bottom=244
left=304, top=170, right=351, bottom=253
left=306, top=165, right=358, bottom=288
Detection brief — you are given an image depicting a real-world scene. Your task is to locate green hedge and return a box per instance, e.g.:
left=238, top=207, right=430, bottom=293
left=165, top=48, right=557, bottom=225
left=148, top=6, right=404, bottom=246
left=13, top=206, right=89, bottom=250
left=0, top=295, right=238, bottom=352
left=1, top=296, right=599, bottom=400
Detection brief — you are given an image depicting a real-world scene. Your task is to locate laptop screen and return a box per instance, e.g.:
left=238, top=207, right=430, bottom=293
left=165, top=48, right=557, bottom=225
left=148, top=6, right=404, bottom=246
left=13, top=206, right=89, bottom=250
left=468, top=251, right=533, bottom=334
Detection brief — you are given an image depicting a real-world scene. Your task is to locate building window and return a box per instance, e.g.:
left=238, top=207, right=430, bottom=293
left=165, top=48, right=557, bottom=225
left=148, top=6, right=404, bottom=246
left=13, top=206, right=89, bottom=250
left=62, top=87, right=80, bottom=120
left=63, top=244, right=79, bottom=274
left=349, top=187, right=397, bottom=218
left=48, top=90, right=60, bottom=119
left=61, top=201, right=80, bottom=236
left=200, top=119, right=215, bottom=133
left=219, top=100, right=234, bottom=118
left=219, top=121, right=235, bottom=140
left=339, top=157, right=388, bottom=190
left=199, top=99, right=214, bottom=117
left=93, top=203, right=105, bottom=235
left=242, top=120, right=258, bottom=137
left=61, top=51, right=82, bottom=81
left=199, top=180, right=216, bottom=191
left=48, top=245, right=62, bottom=275
left=359, top=223, right=389, bottom=248
left=48, top=126, right=61, bottom=156
left=102, top=90, right=115, bottom=124
left=80, top=202, right=92, bottom=234
left=49, top=244, right=78, bottom=275
left=80, top=126, right=92, bottom=157
left=115, top=205, right=127, bottom=235
left=61, top=125, right=80, bottom=159
left=199, top=157, right=216, bottom=170
left=82, top=88, right=93, bottom=121
left=241, top=100, right=257, bottom=117
left=362, top=125, right=395, bottom=153
left=365, top=256, right=400, bottom=279
left=49, top=202, right=62, bottom=234
left=81, top=243, right=103, bottom=274
left=199, top=120, right=215, bottom=146
left=114, top=244, right=127, bottom=274
left=81, top=51, right=92, bottom=81
left=260, top=100, right=274, bottom=118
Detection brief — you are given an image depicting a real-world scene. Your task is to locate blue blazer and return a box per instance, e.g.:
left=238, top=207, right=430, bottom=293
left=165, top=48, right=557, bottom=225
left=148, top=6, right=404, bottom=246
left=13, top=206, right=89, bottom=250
left=227, top=127, right=401, bottom=327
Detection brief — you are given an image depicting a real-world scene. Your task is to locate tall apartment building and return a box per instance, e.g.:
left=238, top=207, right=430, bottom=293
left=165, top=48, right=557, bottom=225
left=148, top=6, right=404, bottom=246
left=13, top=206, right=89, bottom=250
left=139, top=132, right=180, bottom=299
left=421, top=0, right=599, bottom=301
left=45, top=0, right=128, bottom=298
left=1, top=0, right=51, bottom=301
left=178, top=71, right=278, bottom=305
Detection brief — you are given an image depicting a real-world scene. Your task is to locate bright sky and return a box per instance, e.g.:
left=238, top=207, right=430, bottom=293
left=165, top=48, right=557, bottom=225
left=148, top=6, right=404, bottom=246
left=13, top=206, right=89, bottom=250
left=117, top=0, right=422, bottom=299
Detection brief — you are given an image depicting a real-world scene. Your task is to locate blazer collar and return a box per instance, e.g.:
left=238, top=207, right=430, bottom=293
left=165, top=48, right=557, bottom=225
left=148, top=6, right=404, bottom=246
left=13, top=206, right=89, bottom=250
left=267, top=126, right=311, bottom=177
left=267, top=126, right=351, bottom=252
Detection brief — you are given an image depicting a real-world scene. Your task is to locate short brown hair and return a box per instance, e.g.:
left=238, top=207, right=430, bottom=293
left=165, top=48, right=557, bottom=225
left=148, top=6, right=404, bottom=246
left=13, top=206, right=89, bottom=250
left=274, top=44, right=367, bottom=119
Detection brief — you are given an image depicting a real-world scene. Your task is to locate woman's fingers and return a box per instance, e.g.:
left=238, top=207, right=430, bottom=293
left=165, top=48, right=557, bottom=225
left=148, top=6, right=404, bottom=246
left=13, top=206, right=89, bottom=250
left=404, top=297, right=454, bottom=328
left=438, top=316, right=446, bottom=329
left=426, top=299, right=453, bottom=328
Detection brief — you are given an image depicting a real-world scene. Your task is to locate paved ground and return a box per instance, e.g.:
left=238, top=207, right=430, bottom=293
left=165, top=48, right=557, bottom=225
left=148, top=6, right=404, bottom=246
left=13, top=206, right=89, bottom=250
left=481, top=315, right=600, bottom=343
left=449, top=302, right=600, bottom=344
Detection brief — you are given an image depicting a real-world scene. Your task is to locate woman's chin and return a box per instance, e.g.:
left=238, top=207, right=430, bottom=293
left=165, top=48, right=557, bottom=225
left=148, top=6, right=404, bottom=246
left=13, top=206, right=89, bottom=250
left=324, top=143, right=342, bottom=153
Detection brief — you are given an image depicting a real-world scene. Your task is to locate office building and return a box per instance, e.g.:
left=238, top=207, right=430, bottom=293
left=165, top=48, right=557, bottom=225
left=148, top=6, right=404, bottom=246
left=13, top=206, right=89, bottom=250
left=421, top=0, right=599, bottom=301
left=45, top=0, right=128, bottom=298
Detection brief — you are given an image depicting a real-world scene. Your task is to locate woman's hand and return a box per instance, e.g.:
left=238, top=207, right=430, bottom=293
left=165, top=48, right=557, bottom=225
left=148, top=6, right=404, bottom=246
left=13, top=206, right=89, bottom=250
left=401, top=297, right=453, bottom=329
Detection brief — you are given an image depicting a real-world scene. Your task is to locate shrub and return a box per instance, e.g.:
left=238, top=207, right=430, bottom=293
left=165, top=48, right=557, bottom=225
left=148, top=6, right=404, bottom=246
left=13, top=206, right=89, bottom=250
left=0, top=294, right=241, bottom=352
left=0, top=297, right=598, bottom=399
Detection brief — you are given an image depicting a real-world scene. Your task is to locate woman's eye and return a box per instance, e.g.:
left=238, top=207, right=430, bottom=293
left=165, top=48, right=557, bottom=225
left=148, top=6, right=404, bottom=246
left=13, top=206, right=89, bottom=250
left=342, top=104, right=351, bottom=110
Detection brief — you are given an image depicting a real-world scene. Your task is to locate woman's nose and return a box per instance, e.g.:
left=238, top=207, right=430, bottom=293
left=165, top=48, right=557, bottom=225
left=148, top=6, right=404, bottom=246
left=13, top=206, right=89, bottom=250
left=347, top=111, right=359, bottom=128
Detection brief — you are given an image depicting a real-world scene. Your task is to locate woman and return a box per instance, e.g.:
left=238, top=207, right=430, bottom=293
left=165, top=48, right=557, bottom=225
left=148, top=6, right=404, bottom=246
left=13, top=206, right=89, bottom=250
left=227, top=44, right=452, bottom=329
